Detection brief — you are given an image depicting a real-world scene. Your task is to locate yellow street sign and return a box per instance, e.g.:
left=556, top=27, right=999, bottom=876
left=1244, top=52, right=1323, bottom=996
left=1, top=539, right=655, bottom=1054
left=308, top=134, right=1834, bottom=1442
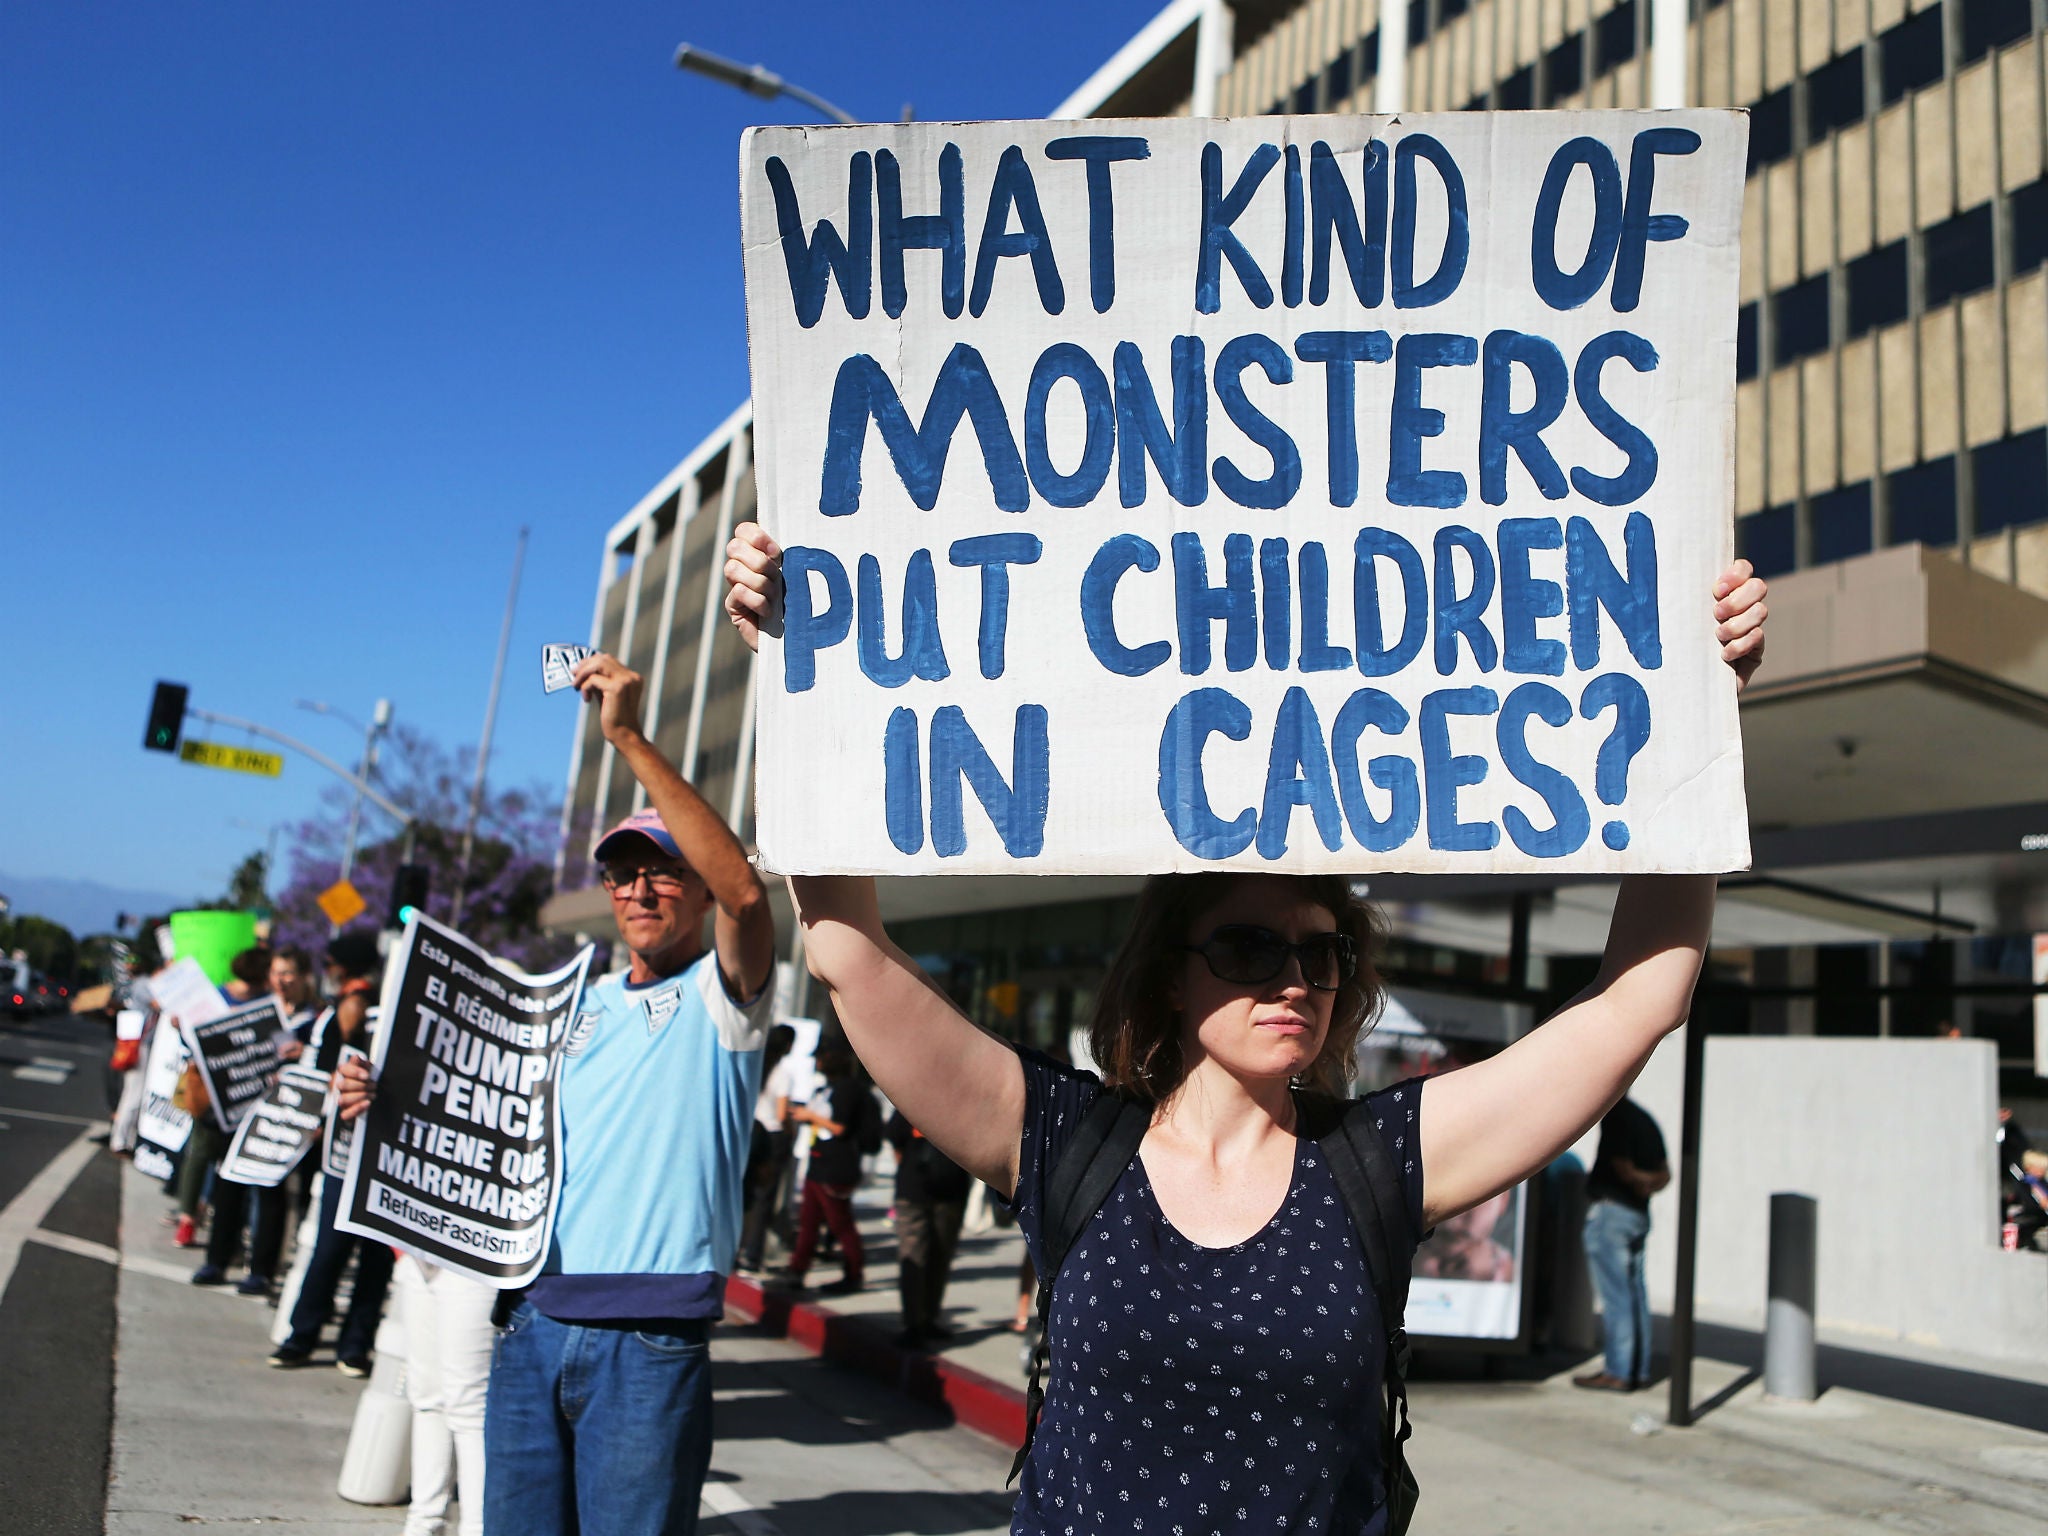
left=317, top=879, right=367, bottom=928
left=179, top=738, right=284, bottom=777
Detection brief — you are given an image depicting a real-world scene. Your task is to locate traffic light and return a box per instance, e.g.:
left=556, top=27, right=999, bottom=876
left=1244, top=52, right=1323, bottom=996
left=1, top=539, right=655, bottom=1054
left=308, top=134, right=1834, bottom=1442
left=144, top=682, right=189, bottom=753
left=387, top=864, right=431, bottom=930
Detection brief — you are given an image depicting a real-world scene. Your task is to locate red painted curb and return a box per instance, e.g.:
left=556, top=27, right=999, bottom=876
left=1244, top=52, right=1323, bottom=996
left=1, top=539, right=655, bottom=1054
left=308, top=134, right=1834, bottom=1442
left=724, top=1274, right=1028, bottom=1447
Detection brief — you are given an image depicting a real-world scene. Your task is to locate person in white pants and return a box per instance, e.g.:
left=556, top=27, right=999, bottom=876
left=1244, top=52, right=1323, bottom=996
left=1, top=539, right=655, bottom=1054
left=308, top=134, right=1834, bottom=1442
left=397, top=1255, right=495, bottom=1536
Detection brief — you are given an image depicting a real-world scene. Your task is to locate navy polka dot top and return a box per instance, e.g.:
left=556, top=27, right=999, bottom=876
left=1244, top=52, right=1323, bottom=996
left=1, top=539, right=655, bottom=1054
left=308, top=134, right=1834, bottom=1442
left=1009, top=1051, right=1426, bottom=1536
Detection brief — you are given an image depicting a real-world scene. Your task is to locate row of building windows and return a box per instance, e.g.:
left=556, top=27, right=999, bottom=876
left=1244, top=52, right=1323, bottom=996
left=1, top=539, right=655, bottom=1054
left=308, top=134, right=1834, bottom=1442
left=1736, top=426, right=2048, bottom=574
left=1733, top=175, right=2048, bottom=377
left=1273, top=0, right=1654, bottom=115
left=1264, top=0, right=2034, bottom=161
left=1748, top=1, right=2035, bottom=173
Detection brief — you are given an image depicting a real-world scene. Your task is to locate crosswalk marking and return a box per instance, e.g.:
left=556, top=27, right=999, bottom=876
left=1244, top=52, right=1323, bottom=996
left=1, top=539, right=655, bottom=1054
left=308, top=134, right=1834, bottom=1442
left=700, top=1478, right=785, bottom=1535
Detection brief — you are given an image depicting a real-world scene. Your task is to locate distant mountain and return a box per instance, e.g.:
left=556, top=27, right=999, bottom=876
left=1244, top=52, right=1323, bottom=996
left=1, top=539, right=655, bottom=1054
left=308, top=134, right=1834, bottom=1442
left=0, top=870, right=192, bottom=937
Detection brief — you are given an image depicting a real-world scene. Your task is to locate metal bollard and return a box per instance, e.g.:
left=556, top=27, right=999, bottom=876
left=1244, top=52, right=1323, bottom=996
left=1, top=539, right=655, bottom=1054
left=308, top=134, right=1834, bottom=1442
left=1763, top=1192, right=1817, bottom=1401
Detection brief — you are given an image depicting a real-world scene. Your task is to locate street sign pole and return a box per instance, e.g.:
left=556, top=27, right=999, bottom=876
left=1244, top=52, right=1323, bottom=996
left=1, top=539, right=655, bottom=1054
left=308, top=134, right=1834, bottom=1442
left=453, top=525, right=528, bottom=928
left=339, top=700, right=392, bottom=889
left=182, top=706, right=410, bottom=828
left=1667, top=994, right=1708, bottom=1428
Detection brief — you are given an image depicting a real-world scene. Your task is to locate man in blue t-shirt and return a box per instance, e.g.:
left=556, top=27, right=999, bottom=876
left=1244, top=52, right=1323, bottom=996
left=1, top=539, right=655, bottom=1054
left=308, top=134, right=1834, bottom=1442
left=344, top=650, right=775, bottom=1536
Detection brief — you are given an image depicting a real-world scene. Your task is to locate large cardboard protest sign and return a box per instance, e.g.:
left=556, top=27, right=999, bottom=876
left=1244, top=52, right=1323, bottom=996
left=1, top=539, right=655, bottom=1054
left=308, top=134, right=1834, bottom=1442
left=132, top=958, right=230, bottom=1177
left=182, top=996, right=290, bottom=1132
left=133, top=1017, right=194, bottom=1181
left=150, top=957, right=229, bottom=1033
left=219, top=1063, right=330, bottom=1187
left=741, top=113, right=1750, bottom=875
left=323, top=1045, right=365, bottom=1180
left=337, top=916, right=590, bottom=1287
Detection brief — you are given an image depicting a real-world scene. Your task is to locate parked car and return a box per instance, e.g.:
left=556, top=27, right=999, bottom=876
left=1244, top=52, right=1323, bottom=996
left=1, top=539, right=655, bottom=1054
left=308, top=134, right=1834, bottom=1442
left=2, top=959, right=34, bottom=1018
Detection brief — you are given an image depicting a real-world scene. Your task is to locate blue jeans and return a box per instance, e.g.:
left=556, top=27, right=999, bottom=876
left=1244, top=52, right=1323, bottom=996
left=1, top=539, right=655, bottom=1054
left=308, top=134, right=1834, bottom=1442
left=484, top=1302, right=713, bottom=1536
left=1583, top=1198, right=1653, bottom=1383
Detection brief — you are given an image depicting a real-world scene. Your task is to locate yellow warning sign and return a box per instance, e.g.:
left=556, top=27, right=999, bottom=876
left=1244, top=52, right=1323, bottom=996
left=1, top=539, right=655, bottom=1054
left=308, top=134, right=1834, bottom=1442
left=316, top=879, right=367, bottom=928
left=178, top=739, right=284, bottom=778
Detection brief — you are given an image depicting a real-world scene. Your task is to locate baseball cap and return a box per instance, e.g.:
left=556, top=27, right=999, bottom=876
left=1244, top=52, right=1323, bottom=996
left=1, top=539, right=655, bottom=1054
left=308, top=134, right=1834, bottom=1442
left=593, top=807, right=684, bottom=865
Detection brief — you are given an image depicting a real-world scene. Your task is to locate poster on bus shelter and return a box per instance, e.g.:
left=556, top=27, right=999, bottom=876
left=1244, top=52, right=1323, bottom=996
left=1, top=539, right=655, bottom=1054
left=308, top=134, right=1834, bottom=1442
left=336, top=915, right=591, bottom=1287
left=1360, top=987, right=1532, bottom=1340
left=740, top=111, right=1750, bottom=875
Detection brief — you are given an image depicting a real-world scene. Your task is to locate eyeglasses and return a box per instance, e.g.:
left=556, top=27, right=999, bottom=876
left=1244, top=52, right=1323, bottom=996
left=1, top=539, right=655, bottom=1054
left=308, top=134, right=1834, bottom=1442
left=600, top=865, right=696, bottom=897
left=1183, top=925, right=1358, bottom=993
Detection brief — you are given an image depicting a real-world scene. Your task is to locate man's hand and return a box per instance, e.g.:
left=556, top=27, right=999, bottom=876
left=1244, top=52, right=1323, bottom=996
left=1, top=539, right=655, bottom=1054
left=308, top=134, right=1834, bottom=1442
left=334, top=1054, right=377, bottom=1123
left=724, top=522, right=784, bottom=653
left=572, top=653, right=649, bottom=747
left=1714, top=559, right=1767, bottom=694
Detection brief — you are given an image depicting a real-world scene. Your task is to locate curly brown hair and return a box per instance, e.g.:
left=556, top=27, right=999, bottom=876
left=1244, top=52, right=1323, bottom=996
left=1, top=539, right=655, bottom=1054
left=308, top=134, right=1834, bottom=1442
left=1085, top=873, right=1387, bottom=1104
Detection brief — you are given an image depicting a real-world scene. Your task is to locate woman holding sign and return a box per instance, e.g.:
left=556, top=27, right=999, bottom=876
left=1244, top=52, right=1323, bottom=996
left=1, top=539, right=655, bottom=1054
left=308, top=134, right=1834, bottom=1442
left=726, top=524, right=1765, bottom=1534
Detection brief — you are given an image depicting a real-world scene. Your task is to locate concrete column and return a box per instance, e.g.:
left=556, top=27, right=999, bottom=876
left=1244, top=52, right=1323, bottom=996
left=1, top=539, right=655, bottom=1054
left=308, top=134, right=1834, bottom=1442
left=682, top=428, right=752, bottom=782
left=1374, top=0, right=1408, bottom=113
left=1764, top=1193, right=1818, bottom=1401
left=1650, top=0, right=1688, bottom=109
left=636, top=477, right=703, bottom=809
left=1786, top=947, right=1817, bottom=1036
left=1192, top=0, right=1234, bottom=118
left=554, top=544, right=619, bottom=883
left=587, top=517, right=655, bottom=860
left=1951, top=938, right=1976, bottom=1039
left=1752, top=947, right=1816, bottom=1035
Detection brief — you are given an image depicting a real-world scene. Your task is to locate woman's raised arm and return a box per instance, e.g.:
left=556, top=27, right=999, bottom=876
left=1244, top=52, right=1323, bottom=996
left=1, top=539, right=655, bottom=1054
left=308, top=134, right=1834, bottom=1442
left=1415, top=561, right=1766, bottom=1226
left=789, top=874, right=1027, bottom=1194
left=726, top=522, right=1027, bottom=1194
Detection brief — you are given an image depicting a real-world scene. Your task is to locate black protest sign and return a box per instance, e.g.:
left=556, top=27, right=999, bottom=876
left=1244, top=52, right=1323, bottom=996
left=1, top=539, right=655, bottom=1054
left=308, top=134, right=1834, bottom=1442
left=336, top=914, right=591, bottom=1286
left=219, top=1064, right=330, bottom=1187
left=181, top=996, right=291, bottom=1131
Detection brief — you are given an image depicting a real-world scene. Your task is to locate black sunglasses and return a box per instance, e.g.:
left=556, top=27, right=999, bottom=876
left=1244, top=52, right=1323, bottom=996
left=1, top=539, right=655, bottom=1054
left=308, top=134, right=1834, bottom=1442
left=1183, top=924, right=1358, bottom=993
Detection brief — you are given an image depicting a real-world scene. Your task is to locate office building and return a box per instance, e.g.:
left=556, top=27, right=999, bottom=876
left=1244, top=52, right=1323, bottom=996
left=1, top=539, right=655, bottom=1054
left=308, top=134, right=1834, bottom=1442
left=543, top=0, right=2048, bottom=1123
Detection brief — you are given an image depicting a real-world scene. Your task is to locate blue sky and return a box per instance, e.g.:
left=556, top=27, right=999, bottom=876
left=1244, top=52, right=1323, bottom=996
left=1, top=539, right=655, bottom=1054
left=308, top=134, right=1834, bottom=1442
left=2, top=1, right=1162, bottom=920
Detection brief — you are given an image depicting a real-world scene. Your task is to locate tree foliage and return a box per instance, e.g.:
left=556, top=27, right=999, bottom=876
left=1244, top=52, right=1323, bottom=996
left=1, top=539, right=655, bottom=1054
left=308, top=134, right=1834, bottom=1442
left=267, top=725, right=576, bottom=972
left=0, top=914, right=78, bottom=979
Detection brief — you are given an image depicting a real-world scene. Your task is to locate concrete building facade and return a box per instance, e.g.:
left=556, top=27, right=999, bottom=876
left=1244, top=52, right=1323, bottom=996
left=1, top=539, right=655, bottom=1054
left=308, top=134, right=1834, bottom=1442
left=544, top=1, right=2048, bottom=1146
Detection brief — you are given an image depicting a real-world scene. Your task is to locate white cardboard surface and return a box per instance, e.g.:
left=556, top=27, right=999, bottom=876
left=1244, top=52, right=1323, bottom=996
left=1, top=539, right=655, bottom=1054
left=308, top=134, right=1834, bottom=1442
left=741, top=113, right=1750, bottom=876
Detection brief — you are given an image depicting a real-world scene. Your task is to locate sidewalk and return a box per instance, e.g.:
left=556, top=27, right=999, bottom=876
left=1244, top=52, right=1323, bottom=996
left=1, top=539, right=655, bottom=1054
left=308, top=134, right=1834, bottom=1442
left=725, top=1185, right=1037, bottom=1442
left=733, top=1185, right=2048, bottom=1534
left=105, top=1157, right=2048, bottom=1533
left=106, top=1157, right=390, bottom=1535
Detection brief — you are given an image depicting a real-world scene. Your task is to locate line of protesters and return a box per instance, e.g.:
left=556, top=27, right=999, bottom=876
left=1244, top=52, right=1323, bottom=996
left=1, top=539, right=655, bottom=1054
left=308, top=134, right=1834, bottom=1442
left=108, top=817, right=971, bottom=1536
left=111, top=928, right=489, bottom=1536
left=102, top=526, right=1766, bottom=1536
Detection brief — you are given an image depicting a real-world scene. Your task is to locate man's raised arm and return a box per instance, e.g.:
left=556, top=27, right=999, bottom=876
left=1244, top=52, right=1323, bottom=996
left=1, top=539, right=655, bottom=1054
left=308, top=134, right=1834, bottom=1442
left=574, top=652, right=776, bottom=1000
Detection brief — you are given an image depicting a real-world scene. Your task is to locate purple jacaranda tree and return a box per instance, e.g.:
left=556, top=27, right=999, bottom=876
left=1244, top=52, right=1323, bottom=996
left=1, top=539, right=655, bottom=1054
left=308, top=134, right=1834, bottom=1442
left=269, top=725, right=581, bottom=973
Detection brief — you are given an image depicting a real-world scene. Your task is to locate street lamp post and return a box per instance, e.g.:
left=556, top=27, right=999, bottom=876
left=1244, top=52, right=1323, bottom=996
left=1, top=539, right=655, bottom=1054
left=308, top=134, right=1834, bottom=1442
left=297, top=697, right=393, bottom=886
left=673, top=42, right=866, bottom=125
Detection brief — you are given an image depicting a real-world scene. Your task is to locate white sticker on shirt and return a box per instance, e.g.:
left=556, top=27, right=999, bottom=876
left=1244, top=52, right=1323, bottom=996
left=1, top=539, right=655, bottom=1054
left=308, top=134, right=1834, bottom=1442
left=564, top=1007, right=602, bottom=1057
left=644, top=985, right=683, bottom=1035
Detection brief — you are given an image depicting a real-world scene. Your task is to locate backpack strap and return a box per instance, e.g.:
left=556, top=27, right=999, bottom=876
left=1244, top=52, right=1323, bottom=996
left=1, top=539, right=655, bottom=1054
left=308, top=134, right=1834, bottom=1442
left=1009, top=1089, right=1150, bottom=1485
left=1309, top=1093, right=1422, bottom=1533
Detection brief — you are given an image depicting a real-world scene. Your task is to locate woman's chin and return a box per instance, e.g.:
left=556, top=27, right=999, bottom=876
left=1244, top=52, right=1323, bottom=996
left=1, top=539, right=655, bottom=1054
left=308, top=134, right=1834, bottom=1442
left=1219, top=1046, right=1319, bottom=1083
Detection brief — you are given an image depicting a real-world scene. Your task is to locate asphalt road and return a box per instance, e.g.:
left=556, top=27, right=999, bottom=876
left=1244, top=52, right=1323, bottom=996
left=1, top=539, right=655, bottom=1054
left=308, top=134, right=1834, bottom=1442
left=0, top=1008, right=123, bottom=1535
